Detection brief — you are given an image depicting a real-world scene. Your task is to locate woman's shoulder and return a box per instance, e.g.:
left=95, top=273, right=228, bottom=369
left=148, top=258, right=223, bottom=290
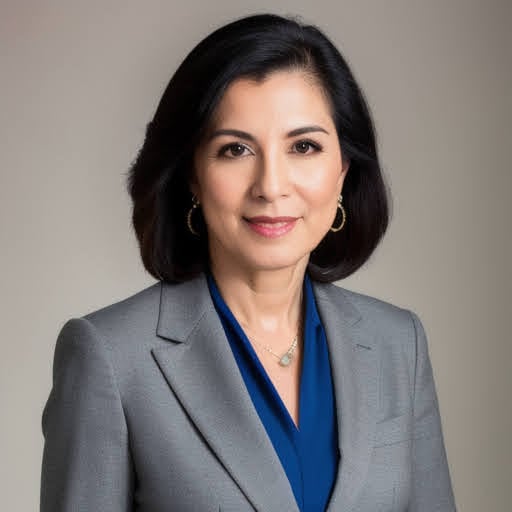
left=50, top=281, right=163, bottom=360
left=82, top=280, right=163, bottom=332
left=313, top=280, right=416, bottom=327
left=61, top=276, right=208, bottom=350
left=313, top=282, right=426, bottom=367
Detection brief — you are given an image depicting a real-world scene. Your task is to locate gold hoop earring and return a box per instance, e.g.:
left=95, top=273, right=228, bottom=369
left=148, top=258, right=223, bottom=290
left=187, top=195, right=200, bottom=236
left=330, top=195, right=346, bottom=232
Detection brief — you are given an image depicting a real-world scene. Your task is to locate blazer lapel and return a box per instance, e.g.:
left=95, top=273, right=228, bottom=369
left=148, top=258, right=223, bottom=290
left=151, top=275, right=299, bottom=512
left=313, top=282, right=379, bottom=512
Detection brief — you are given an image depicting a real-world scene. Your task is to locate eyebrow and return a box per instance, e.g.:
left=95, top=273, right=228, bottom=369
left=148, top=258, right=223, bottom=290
left=206, top=125, right=329, bottom=142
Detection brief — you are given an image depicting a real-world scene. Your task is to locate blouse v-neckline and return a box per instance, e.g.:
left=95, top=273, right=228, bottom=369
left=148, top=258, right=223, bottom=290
left=206, top=272, right=339, bottom=511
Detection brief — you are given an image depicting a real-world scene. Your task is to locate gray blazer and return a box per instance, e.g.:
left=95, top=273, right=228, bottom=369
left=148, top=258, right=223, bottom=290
left=40, top=274, right=456, bottom=511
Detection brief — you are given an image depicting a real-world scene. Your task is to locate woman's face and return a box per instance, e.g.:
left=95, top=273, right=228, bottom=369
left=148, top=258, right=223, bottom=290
left=192, top=70, right=348, bottom=275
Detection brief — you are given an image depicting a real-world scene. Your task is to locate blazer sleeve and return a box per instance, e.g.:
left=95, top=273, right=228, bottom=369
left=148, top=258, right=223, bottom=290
left=408, top=311, right=456, bottom=511
left=40, top=317, right=134, bottom=511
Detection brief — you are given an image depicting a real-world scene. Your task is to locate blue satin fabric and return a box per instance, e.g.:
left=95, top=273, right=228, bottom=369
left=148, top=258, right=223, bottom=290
left=207, top=272, right=339, bottom=511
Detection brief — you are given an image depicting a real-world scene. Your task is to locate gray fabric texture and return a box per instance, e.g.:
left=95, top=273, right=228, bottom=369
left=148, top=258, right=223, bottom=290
left=40, top=273, right=456, bottom=511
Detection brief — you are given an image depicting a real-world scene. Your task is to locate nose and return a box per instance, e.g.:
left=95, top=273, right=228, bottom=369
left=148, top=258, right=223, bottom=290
left=250, top=150, right=291, bottom=202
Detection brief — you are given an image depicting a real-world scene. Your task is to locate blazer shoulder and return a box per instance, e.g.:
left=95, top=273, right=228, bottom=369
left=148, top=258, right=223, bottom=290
left=319, top=281, right=412, bottom=321
left=315, top=281, right=419, bottom=344
left=343, top=286, right=410, bottom=318
left=82, top=281, right=162, bottom=331
left=59, top=281, right=164, bottom=355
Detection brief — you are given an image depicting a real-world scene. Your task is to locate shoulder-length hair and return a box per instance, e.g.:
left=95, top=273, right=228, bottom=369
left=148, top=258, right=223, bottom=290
left=127, top=13, right=389, bottom=283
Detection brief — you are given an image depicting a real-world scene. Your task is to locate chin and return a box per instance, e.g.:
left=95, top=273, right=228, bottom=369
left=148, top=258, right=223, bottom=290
left=239, top=250, right=310, bottom=273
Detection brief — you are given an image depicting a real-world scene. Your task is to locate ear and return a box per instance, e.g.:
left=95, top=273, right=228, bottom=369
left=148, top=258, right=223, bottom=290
left=336, top=156, right=350, bottom=192
left=341, top=155, right=350, bottom=175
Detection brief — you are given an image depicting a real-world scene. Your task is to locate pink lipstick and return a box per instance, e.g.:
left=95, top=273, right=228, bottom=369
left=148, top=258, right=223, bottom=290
left=244, top=216, right=298, bottom=238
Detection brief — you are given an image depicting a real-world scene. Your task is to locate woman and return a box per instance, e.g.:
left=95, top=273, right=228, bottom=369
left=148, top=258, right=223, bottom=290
left=40, top=13, right=456, bottom=511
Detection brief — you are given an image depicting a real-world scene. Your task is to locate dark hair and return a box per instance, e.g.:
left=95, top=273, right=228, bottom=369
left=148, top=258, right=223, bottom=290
left=127, top=13, right=389, bottom=283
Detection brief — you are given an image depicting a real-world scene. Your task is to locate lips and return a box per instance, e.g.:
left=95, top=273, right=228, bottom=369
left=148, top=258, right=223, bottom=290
left=243, top=216, right=298, bottom=238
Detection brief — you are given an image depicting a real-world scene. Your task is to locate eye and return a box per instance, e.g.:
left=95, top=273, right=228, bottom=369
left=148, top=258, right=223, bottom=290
left=218, top=143, right=252, bottom=158
left=292, top=140, right=322, bottom=154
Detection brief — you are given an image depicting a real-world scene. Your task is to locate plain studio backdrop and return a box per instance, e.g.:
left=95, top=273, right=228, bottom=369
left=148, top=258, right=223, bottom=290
left=1, top=1, right=510, bottom=510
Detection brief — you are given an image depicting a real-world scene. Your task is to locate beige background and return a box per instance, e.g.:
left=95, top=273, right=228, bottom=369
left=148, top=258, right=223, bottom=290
left=1, top=0, right=510, bottom=510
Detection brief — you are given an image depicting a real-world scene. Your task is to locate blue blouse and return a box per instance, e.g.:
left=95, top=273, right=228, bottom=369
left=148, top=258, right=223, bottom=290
left=206, top=273, right=339, bottom=511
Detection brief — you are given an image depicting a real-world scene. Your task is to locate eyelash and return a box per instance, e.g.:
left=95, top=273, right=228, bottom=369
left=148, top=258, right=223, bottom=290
left=216, top=143, right=248, bottom=159
left=293, top=140, right=323, bottom=155
left=217, top=139, right=323, bottom=158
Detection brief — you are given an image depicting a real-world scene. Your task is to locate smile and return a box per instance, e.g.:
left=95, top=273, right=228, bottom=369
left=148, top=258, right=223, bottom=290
left=243, top=216, right=298, bottom=238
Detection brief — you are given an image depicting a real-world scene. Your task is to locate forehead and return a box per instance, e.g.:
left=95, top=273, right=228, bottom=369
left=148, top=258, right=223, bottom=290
left=208, top=70, right=334, bottom=131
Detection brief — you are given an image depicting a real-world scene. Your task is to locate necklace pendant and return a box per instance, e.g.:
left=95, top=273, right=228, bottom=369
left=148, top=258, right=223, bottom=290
left=279, top=353, right=292, bottom=367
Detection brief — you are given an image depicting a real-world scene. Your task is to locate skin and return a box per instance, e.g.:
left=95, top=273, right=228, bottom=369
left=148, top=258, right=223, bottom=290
left=192, top=70, right=349, bottom=426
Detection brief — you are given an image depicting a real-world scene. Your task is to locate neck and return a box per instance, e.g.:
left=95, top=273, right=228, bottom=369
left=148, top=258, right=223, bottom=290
left=209, top=257, right=308, bottom=337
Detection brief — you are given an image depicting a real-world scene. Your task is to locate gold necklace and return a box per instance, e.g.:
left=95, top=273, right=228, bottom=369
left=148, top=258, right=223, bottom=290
left=243, top=327, right=299, bottom=367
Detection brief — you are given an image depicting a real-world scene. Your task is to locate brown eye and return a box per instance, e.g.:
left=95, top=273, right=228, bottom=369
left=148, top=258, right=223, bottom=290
left=293, top=140, right=320, bottom=154
left=229, top=144, right=245, bottom=156
left=219, top=143, right=250, bottom=158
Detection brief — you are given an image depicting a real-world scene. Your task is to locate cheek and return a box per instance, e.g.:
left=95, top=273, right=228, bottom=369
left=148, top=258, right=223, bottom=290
left=198, top=171, right=245, bottom=217
left=300, top=165, right=344, bottom=205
